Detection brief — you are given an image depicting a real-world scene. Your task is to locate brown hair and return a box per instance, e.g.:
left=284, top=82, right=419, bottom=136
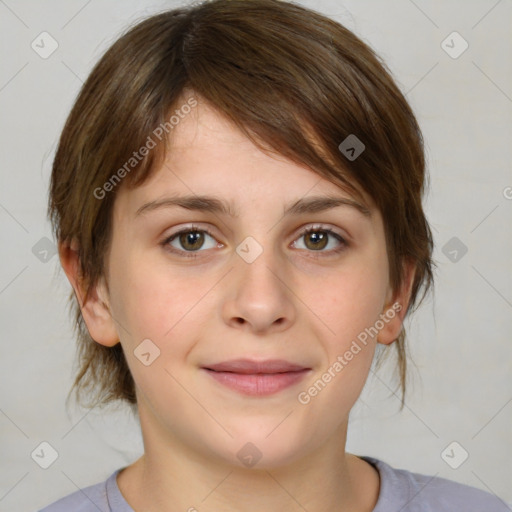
left=49, top=0, right=434, bottom=410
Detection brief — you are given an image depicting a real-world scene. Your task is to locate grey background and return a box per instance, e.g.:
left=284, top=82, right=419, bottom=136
left=0, top=1, right=511, bottom=510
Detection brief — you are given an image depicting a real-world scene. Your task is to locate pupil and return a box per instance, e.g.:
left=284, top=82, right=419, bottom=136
left=307, top=231, right=327, bottom=250
left=181, top=231, right=204, bottom=250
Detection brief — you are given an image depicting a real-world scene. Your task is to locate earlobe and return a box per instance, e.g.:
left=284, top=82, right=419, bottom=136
left=377, top=261, right=416, bottom=346
left=59, top=239, right=119, bottom=347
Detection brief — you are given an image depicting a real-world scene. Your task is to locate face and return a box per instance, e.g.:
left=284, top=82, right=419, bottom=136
left=87, top=97, right=408, bottom=469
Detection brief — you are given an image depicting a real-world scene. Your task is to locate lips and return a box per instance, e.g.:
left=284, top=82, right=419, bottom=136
left=202, top=359, right=310, bottom=396
left=204, top=359, right=308, bottom=374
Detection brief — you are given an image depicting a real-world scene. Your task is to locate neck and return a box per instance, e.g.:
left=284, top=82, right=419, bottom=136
left=117, top=402, right=380, bottom=512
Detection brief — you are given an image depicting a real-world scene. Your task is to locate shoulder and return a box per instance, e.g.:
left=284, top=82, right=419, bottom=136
left=360, top=456, right=508, bottom=512
left=37, top=469, right=129, bottom=512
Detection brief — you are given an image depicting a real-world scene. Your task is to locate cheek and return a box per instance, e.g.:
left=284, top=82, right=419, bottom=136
left=106, top=261, right=203, bottom=404
left=296, top=271, right=384, bottom=420
left=297, top=250, right=389, bottom=409
left=110, top=250, right=197, bottom=339
left=303, top=259, right=388, bottom=344
left=108, top=251, right=218, bottom=375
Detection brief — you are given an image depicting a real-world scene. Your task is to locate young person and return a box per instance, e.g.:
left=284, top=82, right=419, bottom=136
left=40, top=0, right=506, bottom=510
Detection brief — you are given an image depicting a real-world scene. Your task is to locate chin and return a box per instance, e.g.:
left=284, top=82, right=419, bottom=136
left=208, top=424, right=313, bottom=471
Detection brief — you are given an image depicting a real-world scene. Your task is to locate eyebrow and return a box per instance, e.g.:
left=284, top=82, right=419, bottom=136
left=135, top=194, right=371, bottom=218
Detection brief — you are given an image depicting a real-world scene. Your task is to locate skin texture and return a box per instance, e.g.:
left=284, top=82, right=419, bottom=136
left=60, top=96, right=415, bottom=512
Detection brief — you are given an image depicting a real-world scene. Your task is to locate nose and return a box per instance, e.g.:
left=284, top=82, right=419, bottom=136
left=221, top=246, right=297, bottom=335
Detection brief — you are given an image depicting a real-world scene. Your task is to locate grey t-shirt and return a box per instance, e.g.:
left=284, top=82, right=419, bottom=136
left=38, top=456, right=507, bottom=511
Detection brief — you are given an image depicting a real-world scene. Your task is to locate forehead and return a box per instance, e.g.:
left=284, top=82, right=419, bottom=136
left=116, top=98, right=376, bottom=215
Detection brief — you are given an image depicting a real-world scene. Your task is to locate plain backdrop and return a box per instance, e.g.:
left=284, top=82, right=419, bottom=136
left=0, top=1, right=511, bottom=510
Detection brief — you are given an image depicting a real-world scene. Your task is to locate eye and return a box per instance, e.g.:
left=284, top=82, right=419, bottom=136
left=161, top=224, right=348, bottom=259
left=163, top=226, right=220, bottom=255
left=292, top=226, right=347, bottom=254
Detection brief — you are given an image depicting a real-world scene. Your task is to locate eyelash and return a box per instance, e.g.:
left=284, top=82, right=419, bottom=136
left=161, top=224, right=348, bottom=259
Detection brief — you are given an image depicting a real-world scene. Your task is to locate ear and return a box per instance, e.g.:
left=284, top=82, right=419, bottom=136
left=377, top=260, right=416, bottom=345
left=59, top=239, right=119, bottom=347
